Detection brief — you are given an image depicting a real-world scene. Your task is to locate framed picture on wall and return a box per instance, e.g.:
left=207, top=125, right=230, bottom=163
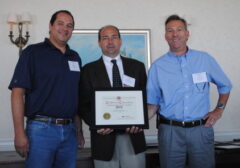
left=68, top=29, right=151, bottom=71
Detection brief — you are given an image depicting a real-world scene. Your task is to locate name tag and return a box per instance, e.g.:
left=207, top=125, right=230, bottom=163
left=122, top=74, right=135, bottom=87
left=68, top=61, right=80, bottom=72
left=192, top=72, right=208, bottom=83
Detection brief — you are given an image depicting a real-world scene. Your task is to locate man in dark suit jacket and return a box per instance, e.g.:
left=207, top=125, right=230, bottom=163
left=79, top=25, right=147, bottom=168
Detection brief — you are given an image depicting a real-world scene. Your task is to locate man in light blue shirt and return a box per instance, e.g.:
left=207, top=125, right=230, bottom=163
left=147, top=15, right=232, bottom=168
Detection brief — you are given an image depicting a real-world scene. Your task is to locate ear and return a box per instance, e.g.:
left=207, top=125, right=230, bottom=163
left=119, top=38, right=122, bottom=47
left=186, top=30, right=190, bottom=41
left=164, top=33, right=167, bottom=41
left=49, top=23, right=52, bottom=34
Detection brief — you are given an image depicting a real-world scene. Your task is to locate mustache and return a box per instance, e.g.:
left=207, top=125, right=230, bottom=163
left=107, top=44, right=115, bottom=48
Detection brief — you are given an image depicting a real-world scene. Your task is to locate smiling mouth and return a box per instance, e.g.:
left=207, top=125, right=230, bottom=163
left=58, top=30, right=69, bottom=35
left=172, top=38, right=180, bottom=41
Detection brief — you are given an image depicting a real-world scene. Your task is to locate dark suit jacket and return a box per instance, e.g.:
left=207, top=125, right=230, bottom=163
left=79, top=56, right=147, bottom=161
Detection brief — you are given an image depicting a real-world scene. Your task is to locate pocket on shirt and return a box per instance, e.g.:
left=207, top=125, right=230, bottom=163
left=194, top=82, right=208, bottom=93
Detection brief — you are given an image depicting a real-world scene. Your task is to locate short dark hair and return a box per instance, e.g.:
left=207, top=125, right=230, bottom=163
left=165, top=14, right=188, bottom=30
left=98, top=25, right=121, bottom=41
left=50, top=10, right=75, bottom=27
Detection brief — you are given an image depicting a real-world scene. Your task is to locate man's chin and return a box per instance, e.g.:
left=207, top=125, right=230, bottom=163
left=59, top=38, right=69, bottom=44
left=106, top=52, right=118, bottom=57
left=59, top=36, right=71, bottom=42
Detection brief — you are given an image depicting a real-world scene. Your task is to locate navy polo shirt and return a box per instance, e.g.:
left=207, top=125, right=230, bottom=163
left=9, top=38, right=82, bottom=118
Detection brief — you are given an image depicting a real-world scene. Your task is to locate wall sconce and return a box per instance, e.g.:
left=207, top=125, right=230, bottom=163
left=7, top=12, right=31, bottom=56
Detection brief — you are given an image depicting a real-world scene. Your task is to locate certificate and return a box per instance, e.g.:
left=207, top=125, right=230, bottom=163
left=91, top=88, right=148, bottom=129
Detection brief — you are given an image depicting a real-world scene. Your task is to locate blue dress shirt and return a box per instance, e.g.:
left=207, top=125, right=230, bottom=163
left=147, top=48, right=232, bottom=121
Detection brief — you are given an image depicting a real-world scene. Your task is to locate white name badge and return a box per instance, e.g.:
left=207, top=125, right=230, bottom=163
left=68, top=61, right=80, bottom=72
left=122, top=74, right=136, bottom=87
left=192, top=72, right=208, bottom=83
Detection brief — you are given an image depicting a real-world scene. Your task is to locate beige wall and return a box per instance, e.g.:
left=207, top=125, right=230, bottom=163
left=1, top=0, right=240, bottom=150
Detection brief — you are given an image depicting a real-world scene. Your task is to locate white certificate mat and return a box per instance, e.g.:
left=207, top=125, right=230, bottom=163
left=92, top=89, right=148, bottom=129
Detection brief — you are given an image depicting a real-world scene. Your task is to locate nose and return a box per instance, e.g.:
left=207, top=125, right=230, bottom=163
left=63, top=25, right=69, bottom=31
left=108, top=37, right=114, bottom=43
left=173, top=30, right=178, bottom=36
left=62, top=24, right=72, bottom=32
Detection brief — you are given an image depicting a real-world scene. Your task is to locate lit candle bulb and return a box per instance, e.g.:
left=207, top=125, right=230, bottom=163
left=7, top=13, right=17, bottom=31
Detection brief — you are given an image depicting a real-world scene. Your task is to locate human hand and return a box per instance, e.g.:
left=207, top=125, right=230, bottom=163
left=14, top=133, right=29, bottom=158
left=77, top=131, right=85, bottom=148
left=204, top=108, right=223, bottom=127
left=126, top=126, right=143, bottom=133
left=97, top=128, right=113, bottom=135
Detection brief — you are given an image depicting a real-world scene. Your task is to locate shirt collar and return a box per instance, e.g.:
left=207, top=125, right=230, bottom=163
left=102, top=54, right=121, bottom=63
left=44, top=38, right=72, bottom=56
left=167, top=47, right=191, bottom=61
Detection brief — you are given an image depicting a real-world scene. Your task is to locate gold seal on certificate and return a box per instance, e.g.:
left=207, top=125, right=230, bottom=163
left=103, top=113, right=111, bottom=120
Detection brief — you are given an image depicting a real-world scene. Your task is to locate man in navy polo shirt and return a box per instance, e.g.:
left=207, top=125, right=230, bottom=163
left=8, top=10, right=84, bottom=168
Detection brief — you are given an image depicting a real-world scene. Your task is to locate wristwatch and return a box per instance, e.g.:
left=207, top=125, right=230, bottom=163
left=216, top=103, right=225, bottom=109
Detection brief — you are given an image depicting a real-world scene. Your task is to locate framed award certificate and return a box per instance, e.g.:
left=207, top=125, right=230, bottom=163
left=91, top=88, right=148, bottom=129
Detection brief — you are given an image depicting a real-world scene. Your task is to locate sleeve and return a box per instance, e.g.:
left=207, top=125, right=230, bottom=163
left=8, top=47, right=33, bottom=91
left=138, top=62, right=147, bottom=90
left=146, top=63, right=161, bottom=105
left=207, top=54, right=232, bottom=94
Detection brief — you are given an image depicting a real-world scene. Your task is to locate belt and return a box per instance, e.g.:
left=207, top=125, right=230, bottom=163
left=160, top=117, right=206, bottom=128
left=28, top=115, right=73, bottom=125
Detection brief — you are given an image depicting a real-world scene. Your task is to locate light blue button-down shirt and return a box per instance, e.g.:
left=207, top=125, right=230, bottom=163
left=147, top=48, right=232, bottom=121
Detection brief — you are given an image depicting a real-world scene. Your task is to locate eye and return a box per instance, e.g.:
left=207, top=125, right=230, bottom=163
left=177, top=27, right=185, bottom=32
left=67, top=24, right=74, bottom=29
left=101, top=36, right=109, bottom=40
left=57, top=21, right=64, bottom=26
left=112, top=35, right=119, bottom=39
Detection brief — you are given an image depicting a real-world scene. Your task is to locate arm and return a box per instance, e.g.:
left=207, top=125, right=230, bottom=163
left=11, top=88, right=29, bottom=157
left=79, top=65, right=114, bottom=135
left=204, top=93, right=230, bottom=127
left=78, top=67, right=91, bottom=125
left=126, top=104, right=159, bottom=134
left=75, top=115, right=85, bottom=148
left=148, top=104, right=159, bottom=120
